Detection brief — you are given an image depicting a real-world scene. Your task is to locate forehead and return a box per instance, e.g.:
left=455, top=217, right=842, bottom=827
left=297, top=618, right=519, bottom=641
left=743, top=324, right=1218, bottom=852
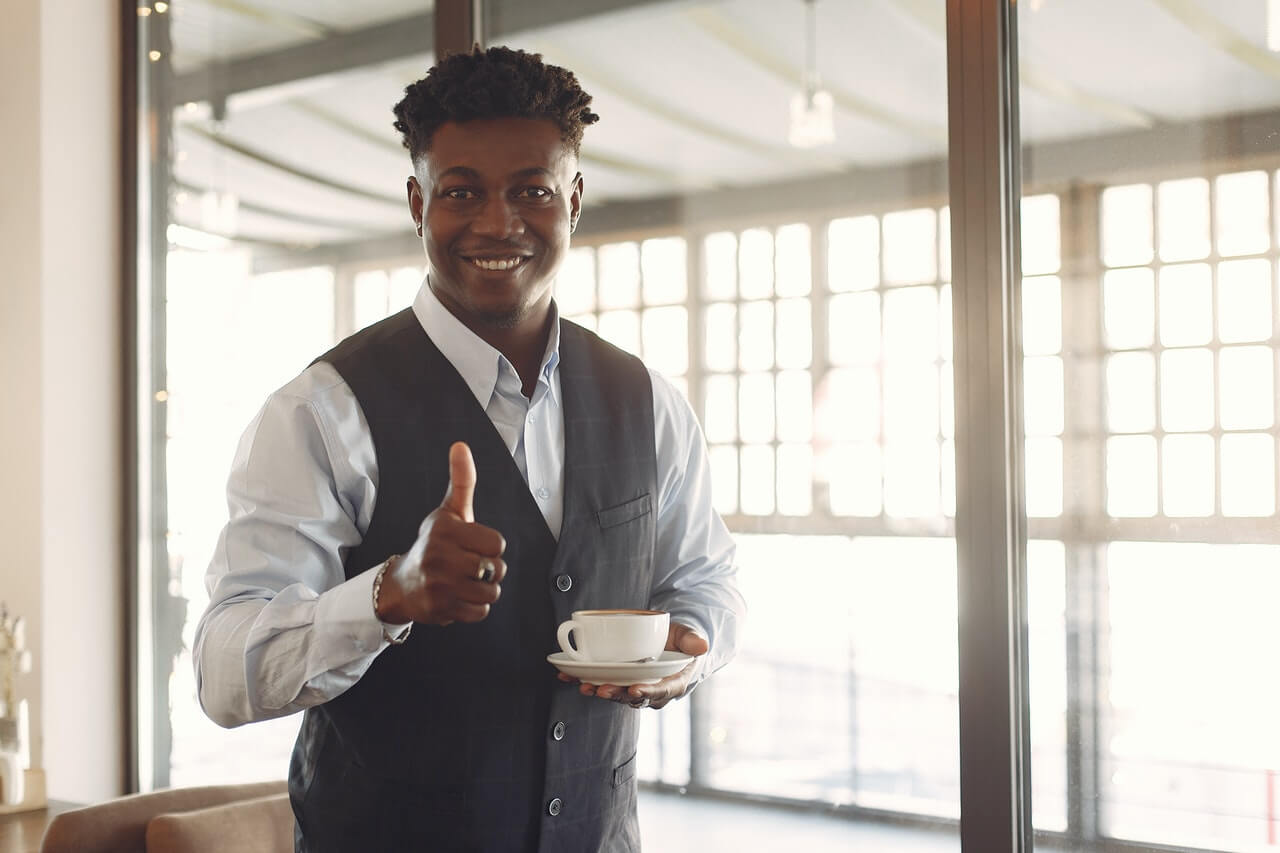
left=423, top=117, right=573, bottom=179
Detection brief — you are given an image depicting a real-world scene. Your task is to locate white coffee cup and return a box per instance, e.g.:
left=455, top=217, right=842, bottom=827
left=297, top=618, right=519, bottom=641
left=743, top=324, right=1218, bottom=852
left=556, top=609, right=669, bottom=663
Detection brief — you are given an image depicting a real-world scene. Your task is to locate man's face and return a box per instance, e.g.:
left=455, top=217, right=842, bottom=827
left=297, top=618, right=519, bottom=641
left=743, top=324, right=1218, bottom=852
left=408, top=117, right=583, bottom=335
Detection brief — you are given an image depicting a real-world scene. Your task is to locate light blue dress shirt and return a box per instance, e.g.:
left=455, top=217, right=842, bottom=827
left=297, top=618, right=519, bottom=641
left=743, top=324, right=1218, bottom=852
left=195, top=282, right=744, bottom=728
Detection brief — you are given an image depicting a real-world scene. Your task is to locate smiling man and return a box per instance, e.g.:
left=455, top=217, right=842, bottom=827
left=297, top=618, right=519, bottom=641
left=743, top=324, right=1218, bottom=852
left=194, top=46, right=744, bottom=852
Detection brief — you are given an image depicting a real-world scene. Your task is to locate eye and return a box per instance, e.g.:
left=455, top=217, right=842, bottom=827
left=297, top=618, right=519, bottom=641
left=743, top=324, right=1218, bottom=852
left=517, top=186, right=554, bottom=200
left=442, top=187, right=478, bottom=201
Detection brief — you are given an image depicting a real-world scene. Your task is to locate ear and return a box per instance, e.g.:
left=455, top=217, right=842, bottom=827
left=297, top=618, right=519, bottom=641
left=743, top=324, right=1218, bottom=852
left=407, top=175, right=424, bottom=235
left=569, top=172, right=584, bottom=234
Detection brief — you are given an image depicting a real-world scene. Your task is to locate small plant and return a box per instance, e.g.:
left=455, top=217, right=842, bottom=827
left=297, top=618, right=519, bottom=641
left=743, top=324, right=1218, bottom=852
left=0, top=604, right=31, bottom=722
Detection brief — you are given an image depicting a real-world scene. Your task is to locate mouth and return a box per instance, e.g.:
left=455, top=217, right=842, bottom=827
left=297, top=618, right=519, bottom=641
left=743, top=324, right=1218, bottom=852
left=463, top=255, right=530, bottom=272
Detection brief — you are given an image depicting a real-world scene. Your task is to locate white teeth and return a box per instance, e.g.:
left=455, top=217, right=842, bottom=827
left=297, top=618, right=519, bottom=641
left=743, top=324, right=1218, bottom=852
left=470, top=257, right=524, bottom=271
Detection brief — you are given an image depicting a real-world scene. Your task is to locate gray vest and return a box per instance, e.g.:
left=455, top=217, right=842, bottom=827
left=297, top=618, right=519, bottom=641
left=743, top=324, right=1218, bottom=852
left=288, top=308, right=657, bottom=852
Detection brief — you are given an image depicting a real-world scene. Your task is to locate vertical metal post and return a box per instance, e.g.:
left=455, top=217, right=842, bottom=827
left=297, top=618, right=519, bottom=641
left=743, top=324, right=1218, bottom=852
left=142, top=0, right=175, bottom=792
left=121, top=0, right=142, bottom=795
left=435, top=0, right=484, bottom=57
left=946, top=1, right=1031, bottom=851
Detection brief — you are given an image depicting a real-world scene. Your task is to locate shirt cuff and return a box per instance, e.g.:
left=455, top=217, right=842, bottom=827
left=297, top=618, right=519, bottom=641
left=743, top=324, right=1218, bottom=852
left=315, top=564, right=412, bottom=656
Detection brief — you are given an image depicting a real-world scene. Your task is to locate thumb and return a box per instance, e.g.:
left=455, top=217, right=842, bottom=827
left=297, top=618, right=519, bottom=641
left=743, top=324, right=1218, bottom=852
left=669, top=623, right=709, bottom=656
left=441, top=441, right=476, bottom=522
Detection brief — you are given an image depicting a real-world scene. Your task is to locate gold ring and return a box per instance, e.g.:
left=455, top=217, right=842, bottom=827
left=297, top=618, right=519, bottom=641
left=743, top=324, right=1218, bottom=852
left=477, top=559, right=496, bottom=583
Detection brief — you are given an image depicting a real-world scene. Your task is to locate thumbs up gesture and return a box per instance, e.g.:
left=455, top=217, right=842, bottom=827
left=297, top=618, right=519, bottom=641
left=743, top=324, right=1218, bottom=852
left=373, top=442, right=507, bottom=626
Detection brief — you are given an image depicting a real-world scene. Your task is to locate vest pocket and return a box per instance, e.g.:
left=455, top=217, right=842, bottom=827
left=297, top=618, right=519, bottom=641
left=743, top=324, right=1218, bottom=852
left=612, top=751, right=638, bottom=788
left=596, top=494, right=652, bottom=529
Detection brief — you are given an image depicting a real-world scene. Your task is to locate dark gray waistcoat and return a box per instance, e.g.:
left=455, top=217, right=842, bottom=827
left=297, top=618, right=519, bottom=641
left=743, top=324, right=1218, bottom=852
left=288, top=308, right=657, bottom=852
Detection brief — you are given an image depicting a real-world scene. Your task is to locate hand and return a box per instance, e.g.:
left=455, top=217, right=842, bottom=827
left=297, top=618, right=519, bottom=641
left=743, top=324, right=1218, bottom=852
left=375, top=442, right=507, bottom=626
left=559, top=622, right=708, bottom=710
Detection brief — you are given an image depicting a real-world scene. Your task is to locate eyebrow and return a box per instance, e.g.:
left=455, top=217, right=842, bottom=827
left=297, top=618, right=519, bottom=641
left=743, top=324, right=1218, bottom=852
left=436, top=166, right=558, bottom=182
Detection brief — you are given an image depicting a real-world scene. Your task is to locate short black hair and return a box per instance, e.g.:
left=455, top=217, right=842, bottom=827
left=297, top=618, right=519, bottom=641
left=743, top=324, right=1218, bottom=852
left=392, top=45, right=599, bottom=162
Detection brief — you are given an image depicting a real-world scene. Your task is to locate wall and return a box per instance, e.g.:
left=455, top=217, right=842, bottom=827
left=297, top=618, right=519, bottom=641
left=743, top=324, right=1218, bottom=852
left=0, top=0, right=124, bottom=803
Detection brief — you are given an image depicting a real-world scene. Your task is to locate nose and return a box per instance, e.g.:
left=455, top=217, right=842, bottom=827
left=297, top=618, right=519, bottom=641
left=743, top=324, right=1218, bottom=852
left=471, top=194, right=524, bottom=239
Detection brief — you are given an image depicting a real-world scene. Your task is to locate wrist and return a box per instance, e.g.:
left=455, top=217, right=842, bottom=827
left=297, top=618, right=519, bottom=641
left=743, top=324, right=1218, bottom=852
left=372, top=555, right=411, bottom=643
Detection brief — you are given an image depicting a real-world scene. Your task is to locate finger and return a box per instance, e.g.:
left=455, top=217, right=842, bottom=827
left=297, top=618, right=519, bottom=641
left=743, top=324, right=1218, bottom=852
left=452, top=577, right=502, bottom=606
left=432, top=515, right=506, bottom=557
left=668, top=623, right=709, bottom=656
left=441, top=441, right=477, bottom=522
left=449, top=601, right=491, bottom=623
left=472, top=556, right=507, bottom=585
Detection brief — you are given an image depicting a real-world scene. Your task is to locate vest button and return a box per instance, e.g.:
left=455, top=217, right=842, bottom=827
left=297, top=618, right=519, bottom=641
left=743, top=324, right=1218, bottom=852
left=555, top=574, right=573, bottom=592
left=548, top=797, right=563, bottom=817
left=552, top=721, right=566, bottom=741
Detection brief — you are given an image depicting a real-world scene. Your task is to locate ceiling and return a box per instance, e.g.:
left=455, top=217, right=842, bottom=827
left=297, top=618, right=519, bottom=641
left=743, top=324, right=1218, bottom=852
left=154, top=0, right=1280, bottom=252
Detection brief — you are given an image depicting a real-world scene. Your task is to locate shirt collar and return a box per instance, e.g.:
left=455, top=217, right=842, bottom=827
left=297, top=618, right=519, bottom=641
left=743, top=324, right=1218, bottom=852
left=411, top=277, right=561, bottom=409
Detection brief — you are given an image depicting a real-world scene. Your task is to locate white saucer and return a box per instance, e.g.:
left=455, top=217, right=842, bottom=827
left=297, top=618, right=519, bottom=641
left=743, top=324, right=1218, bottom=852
left=547, top=650, right=694, bottom=686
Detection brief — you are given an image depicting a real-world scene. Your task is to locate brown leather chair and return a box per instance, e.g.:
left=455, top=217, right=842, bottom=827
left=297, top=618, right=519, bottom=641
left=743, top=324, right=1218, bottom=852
left=40, top=780, right=290, bottom=853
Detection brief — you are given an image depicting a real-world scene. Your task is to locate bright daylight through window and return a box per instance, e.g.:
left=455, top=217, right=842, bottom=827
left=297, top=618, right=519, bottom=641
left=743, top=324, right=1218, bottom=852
left=132, top=1, right=1280, bottom=851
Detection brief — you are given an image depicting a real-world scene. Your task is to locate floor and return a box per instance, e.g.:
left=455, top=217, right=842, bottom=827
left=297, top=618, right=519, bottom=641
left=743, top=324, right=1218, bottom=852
left=637, top=790, right=960, bottom=852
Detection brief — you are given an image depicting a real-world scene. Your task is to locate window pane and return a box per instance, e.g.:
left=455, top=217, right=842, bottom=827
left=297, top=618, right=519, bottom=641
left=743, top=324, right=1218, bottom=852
left=1157, top=178, right=1210, bottom=262
left=827, top=216, right=879, bottom=293
left=709, top=445, right=738, bottom=516
left=641, top=237, right=687, bottom=305
left=704, top=232, right=737, bottom=300
left=642, top=305, right=688, bottom=377
left=1158, top=263, right=1212, bottom=347
left=1161, top=434, right=1214, bottom=517
left=828, top=292, right=880, bottom=365
left=1022, top=275, right=1062, bottom=356
left=775, top=298, right=812, bottom=369
left=1101, top=183, right=1154, bottom=268
left=1220, top=433, right=1275, bottom=516
left=704, top=302, right=737, bottom=372
left=1218, top=346, right=1274, bottom=430
left=775, top=370, right=813, bottom=443
left=703, top=375, right=737, bottom=444
left=884, top=363, right=940, bottom=437
left=598, top=242, right=641, bottom=309
left=816, top=368, right=880, bottom=442
left=353, top=269, right=389, bottom=330
left=1107, top=435, right=1158, bottom=517
left=883, top=440, right=941, bottom=518
left=825, top=443, right=882, bottom=517
left=1104, top=268, right=1155, bottom=349
left=1023, top=356, right=1064, bottom=436
left=774, top=224, right=811, bottom=297
left=738, top=372, right=775, bottom=444
left=556, top=246, right=596, bottom=315
left=1105, top=545, right=1280, bottom=847
left=1021, top=194, right=1061, bottom=275
left=388, top=266, right=422, bottom=310
left=1106, top=353, right=1156, bottom=433
left=883, top=208, right=938, bottom=285
left=939, top=206, right=952, bottom=283
left=738, top=228, right=774, bottom=300
left=1217, top=259, right=1272, bottom=343
left=1025, top=437, right=1063, bottom=518
left=883, top=286, right=939, bottom=362
left=598, top=309, right=640, bottom=355
left=1215, top=171, right=1270, bottom=257
left=1160, top=348, right=1214, bottom=432
left=738, top=301, right=775, bottom=371
left=776, top=444, right=812, bottom=516
left=739, top=444, right=775, bottom=516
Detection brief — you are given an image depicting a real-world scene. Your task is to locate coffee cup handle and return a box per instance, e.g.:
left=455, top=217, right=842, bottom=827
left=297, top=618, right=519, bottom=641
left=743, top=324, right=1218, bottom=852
left=557, top=620, right=588, bottom=661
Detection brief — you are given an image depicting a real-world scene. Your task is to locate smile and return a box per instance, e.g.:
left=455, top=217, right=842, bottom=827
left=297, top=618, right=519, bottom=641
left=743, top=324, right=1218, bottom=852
left=467, top=256, right=527, bottom=271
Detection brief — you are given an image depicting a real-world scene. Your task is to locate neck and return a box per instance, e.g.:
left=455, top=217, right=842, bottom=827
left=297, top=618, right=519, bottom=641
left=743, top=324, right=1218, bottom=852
left=477, top=311, right=553, bottom=399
